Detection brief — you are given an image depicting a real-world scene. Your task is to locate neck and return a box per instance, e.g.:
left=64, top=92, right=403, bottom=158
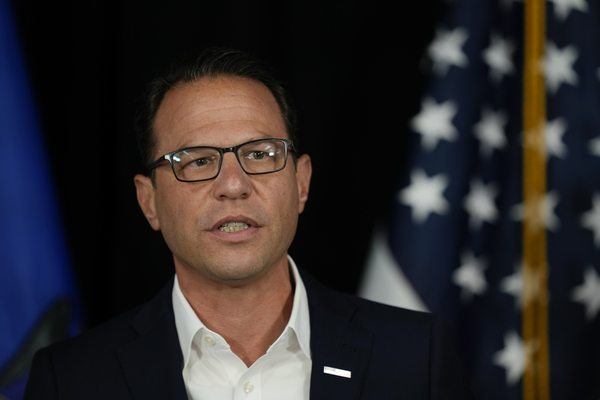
left=176, top=257, right=294, bottom=367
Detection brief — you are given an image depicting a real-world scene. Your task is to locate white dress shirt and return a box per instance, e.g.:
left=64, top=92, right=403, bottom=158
left=172, top=256, right=312, bottom=400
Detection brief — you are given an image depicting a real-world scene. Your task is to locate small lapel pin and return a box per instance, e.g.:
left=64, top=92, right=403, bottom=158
left=323, top=366, right=351, bottom=378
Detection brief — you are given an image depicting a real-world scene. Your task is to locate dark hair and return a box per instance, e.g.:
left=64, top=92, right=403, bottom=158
left=135, top=47, right=298, bottom=172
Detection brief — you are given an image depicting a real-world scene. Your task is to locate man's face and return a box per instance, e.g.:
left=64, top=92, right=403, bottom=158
left=134, top=76, right=311, bottom=286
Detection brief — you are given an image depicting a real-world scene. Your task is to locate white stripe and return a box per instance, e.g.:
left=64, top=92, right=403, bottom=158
left=358, top=226, right=429, bottom=312
left=323, top=366, right=351, bottom=378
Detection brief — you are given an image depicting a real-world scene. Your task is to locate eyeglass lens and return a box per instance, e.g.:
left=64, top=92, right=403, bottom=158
left=171, top=139, right=287, bottom=181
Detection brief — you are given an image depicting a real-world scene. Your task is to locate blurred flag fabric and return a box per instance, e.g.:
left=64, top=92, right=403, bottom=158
left=360, top=0, right=600, bottom=399
left=0, top=0, right=82, bottom=398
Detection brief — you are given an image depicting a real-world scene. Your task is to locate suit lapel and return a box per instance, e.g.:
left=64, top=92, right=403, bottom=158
left=114, top=271, right=374, bottom=400
left=117, top=279, right=188, bottom=400
left=300, top=270, right=374, bottom=400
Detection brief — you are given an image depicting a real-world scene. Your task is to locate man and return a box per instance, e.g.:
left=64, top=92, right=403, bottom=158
left=25, top=48, right=473, bottom=399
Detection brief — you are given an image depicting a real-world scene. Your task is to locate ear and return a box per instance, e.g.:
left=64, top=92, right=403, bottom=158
left=295, top=154, right=312, bottom=214
left=134, top=174, right=161, bottom=231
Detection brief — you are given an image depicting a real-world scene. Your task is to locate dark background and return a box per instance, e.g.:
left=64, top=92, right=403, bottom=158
left=12, top=0, right=442, bottom=329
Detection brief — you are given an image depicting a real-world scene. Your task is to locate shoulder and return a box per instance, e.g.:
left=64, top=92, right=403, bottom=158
left=27, top=282, right=174, bottom=382
left=46, top=305, right=142, bottom=360
left=48, top=276, right=175, bottom=357
left=300, top=267, right=456, bottom=351
left=300, top=266, right=436, bottom=327
left=25, top=305, right=144, bottom=400
left=300, top=266, right=448, bottom=352
left=25, top=279, right=178, bottom=399
left=299, top=268, right=473, bottom=398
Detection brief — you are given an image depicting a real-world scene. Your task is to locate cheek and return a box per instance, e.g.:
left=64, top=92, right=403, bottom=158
left=155, top=188, right=198, bottom=237
left=270, top=179, right=300, bottom=230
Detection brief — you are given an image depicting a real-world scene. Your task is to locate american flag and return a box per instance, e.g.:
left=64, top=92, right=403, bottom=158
left=360, top=0, right=600, bottom=398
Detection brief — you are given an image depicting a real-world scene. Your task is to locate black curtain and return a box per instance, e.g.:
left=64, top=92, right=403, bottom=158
left=13, top=0, right=441, bottom=329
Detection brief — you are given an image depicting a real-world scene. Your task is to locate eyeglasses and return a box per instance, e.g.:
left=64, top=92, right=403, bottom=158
left=148, top=138, right=294, bottom=182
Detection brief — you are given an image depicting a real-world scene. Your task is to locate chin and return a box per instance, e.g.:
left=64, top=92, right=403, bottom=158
left=204, top=259, right=268, bottom=283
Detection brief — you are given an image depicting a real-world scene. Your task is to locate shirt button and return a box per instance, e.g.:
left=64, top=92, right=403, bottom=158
left=242, top=381, right=253, bottom=393
left=204, top=335, right=216, bottom=346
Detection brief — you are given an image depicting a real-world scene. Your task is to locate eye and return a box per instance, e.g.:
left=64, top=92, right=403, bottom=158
left=243, top=149, right=276, bottom=161
left=182, top=156, right=216, bottom=169
left=194, top=158, right=211, bottom=166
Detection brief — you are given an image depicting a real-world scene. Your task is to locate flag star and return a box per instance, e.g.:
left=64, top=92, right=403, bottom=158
left=511, top=190, right=560, bottom=232
left=589, top=136, right=600, bottom=157
left=482, top=33, right=515, bottom=84
left=453, top=251, right=487, bottom=302
left=547, top=0, right=588, bottom=21
left=473, top=108, right=508, bottom=157
left=411, top=98, right=459, bottom=152
left=463, top=178, right=499, bottom=230
left=500, top=264, right=524, bottom=310
left=545, top=117, right=568, bottom=159
left=428, top=27, right=469, bottom=76
left=544, top=42, right=579, bottom=94
left=399, top=168, right=450, bottom=224
left=500, top=262, right=542, bottom=310
left=581, top=193, right=600, bottom=247
left=493, top=331, right=531, bottom=386
left=571, top=266, right=600, bottom=321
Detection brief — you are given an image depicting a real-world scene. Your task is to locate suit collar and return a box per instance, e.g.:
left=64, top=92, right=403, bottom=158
left=299, top=269, right=374, bottom=400
left=117, top=277, right=188, bottom=400
left=115, top=270, right=374, bottom=400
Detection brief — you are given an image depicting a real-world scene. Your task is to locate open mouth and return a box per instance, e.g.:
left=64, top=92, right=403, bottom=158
left=219, top=222, right=250, bottom=232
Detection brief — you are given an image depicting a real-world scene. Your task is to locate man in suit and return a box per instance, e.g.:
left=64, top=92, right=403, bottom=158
left=25, top=48, right=473, bottom=399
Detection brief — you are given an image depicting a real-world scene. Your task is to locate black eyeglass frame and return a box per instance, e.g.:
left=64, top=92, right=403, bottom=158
left=147, top=138, right=295, bottom=182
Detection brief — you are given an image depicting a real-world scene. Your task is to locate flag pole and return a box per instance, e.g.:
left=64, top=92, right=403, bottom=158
left=522, top=0, right=550, bottom=399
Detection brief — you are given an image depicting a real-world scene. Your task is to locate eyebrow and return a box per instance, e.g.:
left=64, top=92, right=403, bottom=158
left=175, top=134, right=275, bottom=149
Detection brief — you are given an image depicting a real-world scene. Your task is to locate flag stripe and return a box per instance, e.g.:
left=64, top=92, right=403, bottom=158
left=359, top=227, right=429, bottom=312
left=522, top=0, right=549, bottom=399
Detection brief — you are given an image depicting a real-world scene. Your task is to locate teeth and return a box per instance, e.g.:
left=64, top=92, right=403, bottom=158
left=219, top=222, right=250, bottom=232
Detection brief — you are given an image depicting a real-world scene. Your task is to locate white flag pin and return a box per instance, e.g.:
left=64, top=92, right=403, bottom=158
left=323, top=366, right=352, bottom=378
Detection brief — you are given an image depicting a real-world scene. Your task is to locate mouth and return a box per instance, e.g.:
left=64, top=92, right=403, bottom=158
left=219, top=221, right=251, bottom=232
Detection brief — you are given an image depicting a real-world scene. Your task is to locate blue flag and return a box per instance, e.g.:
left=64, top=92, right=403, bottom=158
left=361, top=0, right=600, bottom=398
left=0, top=0, right=82, bottom=398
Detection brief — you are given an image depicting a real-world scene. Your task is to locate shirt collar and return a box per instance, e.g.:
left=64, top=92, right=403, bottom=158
left=284, top=255, right=311, bottom=360
left=172, top=255, right=311, bottom=369
left=172, top=275, right=204, bottom=370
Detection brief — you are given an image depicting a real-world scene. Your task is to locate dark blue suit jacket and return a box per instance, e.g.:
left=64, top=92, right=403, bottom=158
left=25, top=269, right=473, bottom=399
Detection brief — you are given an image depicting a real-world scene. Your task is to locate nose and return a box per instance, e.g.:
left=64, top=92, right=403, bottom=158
left=212, top=153, right=252, bottom=200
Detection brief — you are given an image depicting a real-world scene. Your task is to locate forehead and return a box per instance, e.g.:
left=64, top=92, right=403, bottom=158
left=153, top=76, right=287, bottom=154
